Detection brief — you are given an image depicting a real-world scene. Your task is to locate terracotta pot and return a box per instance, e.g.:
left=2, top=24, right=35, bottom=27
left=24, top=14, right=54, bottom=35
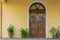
left=8, top=34, right=13, bottom=38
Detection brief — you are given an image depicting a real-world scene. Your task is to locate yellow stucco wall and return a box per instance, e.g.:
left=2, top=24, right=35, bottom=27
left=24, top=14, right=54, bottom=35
left=0, top=3, right=1, bottom=37
left=1, top=0, right=60, bottom=38
left=2, top=0, right=34, bottom=38
left=0, top=0, right=6, bottom=3
left=42, top=0, right=60, bottom=38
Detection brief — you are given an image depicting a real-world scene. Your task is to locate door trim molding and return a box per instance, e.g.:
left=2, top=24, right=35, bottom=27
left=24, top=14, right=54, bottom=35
left=27, top=1, right=48, bottom=38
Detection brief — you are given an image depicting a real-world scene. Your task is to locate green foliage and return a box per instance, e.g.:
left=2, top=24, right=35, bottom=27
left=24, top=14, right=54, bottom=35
left=58, top=33, right=60, bottom=37
left=49, top=27, right=56, bottom=35
left=56, top=26, right=60, bottom=38
left=19, top=28, right=29, bottom=38
left=49, top=26, right=60, bottom=38
left=7, top=24, right=14, bottom=35
left=49, top=27, right=56, bottom=38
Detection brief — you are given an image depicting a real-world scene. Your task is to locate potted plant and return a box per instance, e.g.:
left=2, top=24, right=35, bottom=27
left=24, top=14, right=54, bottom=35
left=49, top=27, right=56, bottom=38
left=7, top=24, right=14, bottom=38
left=19, top=28, right=29, bottom=38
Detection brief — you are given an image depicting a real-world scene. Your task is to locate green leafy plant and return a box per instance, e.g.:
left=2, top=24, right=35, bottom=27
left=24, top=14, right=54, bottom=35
left=56, top=26, right=60, bottom=38
left=58, top=33, right=60, bottom=38
left=19, top=28, right=29, bottom=38
left=49, top=27, right=56, bottom=38
left=7, top=24, right=14, bottom=38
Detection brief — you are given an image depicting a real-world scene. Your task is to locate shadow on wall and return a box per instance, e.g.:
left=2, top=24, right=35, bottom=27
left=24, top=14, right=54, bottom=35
left=6, top=0, right=34, bottom=5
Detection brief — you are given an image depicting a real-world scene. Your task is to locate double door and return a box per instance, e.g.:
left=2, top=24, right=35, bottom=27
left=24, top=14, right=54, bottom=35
left=29, top=10, right=46, bottom=38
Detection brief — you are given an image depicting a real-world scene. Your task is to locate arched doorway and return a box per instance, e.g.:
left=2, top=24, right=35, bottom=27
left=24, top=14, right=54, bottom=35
left=29, top=2, right=46, bottom=38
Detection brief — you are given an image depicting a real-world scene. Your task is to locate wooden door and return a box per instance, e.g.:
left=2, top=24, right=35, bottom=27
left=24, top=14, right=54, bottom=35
left=29, top=3, right=46, bottom=38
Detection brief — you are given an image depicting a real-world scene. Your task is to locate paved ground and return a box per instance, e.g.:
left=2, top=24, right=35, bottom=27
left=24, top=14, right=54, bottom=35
left=0, top=38, right=60, bottom=40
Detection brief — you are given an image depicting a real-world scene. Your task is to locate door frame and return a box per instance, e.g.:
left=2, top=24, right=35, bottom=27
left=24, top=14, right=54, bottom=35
left=27, top=1, right=48, bottom=38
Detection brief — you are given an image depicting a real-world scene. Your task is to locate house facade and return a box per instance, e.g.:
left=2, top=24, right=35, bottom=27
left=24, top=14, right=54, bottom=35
left=0, top=0, right=60, bottom=38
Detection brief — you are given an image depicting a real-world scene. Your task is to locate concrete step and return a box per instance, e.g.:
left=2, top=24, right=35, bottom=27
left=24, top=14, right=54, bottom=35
left=0, top=38, right=60, bottom=40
